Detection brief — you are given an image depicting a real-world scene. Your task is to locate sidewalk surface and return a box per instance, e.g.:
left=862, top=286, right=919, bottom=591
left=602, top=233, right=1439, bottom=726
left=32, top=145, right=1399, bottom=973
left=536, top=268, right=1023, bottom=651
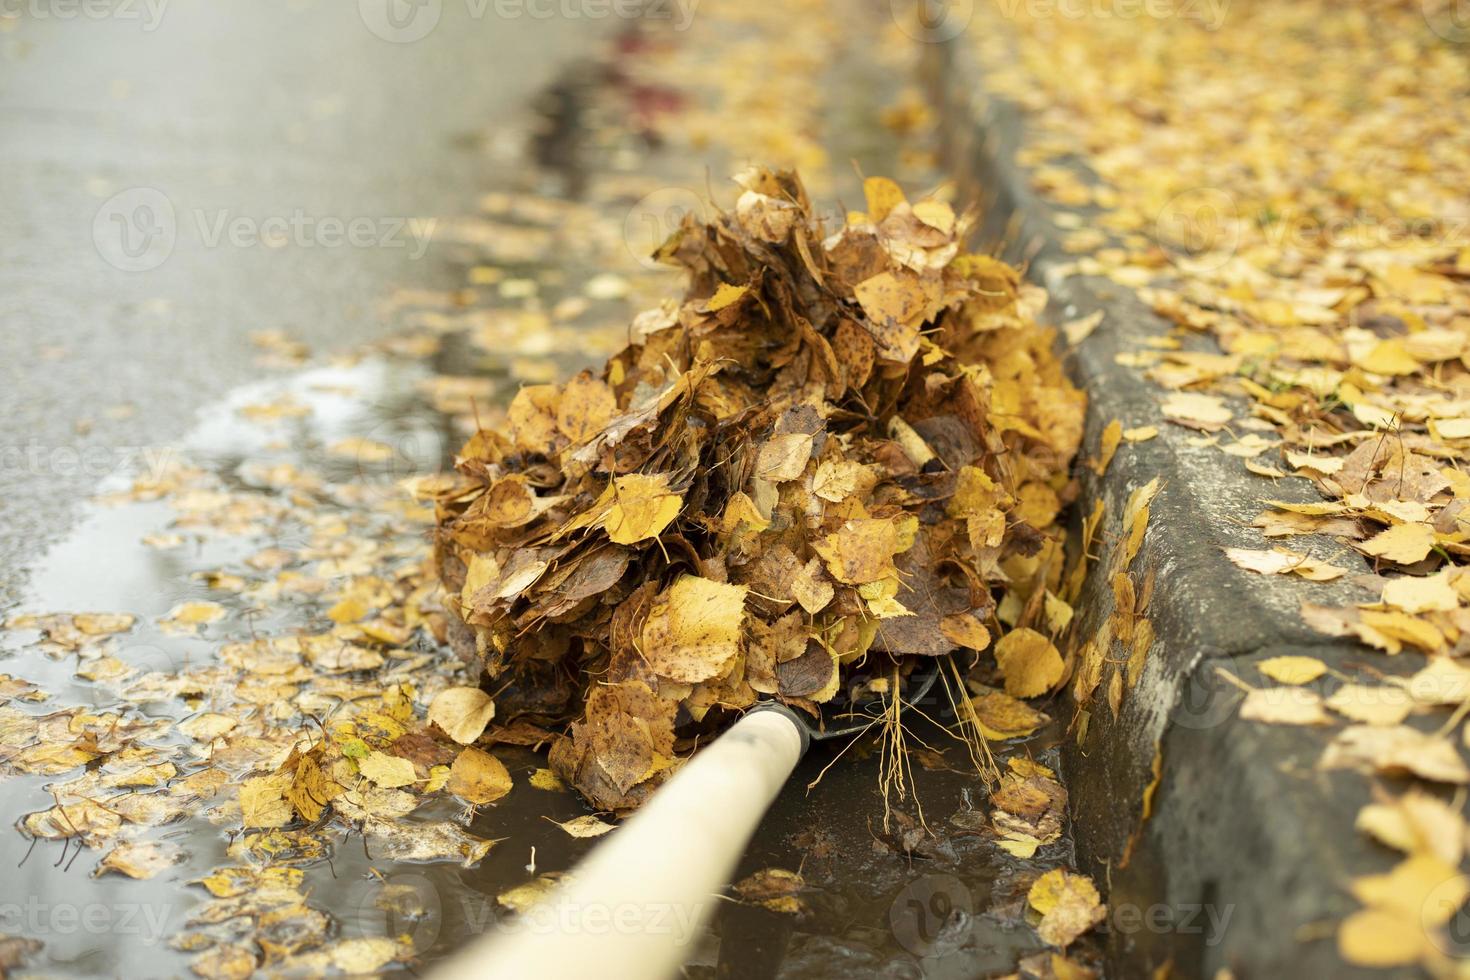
left=943, top=1, right=1470, bottom=976
left=0, top=0, right=602, bottom=606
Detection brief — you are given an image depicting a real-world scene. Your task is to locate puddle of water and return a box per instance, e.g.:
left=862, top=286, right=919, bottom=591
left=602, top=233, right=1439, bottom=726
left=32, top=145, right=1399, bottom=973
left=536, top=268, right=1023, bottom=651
left=1, top=335, right=1089, bottom=980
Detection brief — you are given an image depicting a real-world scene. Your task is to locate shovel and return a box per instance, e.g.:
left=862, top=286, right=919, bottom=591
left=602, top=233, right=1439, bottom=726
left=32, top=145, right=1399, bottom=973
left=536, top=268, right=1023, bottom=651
left=432, top=661, right=946, bottom=980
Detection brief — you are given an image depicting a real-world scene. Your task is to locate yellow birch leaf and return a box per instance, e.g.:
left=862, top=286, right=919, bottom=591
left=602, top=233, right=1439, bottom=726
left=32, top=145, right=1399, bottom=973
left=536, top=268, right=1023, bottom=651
left=994, top=628, right=1064, bottom=698
left=428, top=686, right=497, bottom=745
left=446, top=747, right=513, bottom=805
left=603, top=473, right=683, bottom=545
left=359, top=751, right=417, bottom=789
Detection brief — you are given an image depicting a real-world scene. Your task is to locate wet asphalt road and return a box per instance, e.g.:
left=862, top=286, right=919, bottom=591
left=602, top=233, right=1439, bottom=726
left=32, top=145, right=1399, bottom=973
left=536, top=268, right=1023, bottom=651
left=0, top=0, right=607, bottom=607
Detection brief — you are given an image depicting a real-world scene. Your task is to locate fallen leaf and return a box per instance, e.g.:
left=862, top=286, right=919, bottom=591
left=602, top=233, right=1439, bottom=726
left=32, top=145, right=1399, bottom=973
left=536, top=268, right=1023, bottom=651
left=446, top=747, right=513, bottom=805
left=428, top=686, right=497, bottom=745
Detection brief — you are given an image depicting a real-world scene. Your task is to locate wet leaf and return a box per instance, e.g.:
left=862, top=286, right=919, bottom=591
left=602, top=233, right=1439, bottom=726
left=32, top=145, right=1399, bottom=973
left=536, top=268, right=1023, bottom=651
left=1028, top=869, right=1106, bottom=947
left=96, top=840, right=183, bottom=880
left=359, top=751, right=418, bottom=789
left=546, top=814, right=615, bottom=838
left=428, top=686, right=497, bottom=745
left=994, top=628, right=1064, bottom=698
left=446, top=747, right=513, bottom=805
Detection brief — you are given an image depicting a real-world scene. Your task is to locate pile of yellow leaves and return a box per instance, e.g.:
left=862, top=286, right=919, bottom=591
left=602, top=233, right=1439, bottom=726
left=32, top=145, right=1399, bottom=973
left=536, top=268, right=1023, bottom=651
left=973, top=0, right=1470, bottom=970
left=427, top=168, right=1085, bottom=808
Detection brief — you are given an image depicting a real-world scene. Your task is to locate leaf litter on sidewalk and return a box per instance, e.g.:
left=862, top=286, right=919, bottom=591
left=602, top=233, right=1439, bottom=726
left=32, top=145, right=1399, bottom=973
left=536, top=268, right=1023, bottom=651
left=974, top=0, right=1470, bottom=970
left=0, top=167, right=1106, bottom=976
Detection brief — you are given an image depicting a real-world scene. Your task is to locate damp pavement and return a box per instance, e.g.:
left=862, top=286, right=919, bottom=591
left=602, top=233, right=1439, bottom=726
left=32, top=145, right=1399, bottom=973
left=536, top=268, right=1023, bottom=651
left=0, top=0, right=606, bottom=608
left=0, top=6, right=1101, bottom=978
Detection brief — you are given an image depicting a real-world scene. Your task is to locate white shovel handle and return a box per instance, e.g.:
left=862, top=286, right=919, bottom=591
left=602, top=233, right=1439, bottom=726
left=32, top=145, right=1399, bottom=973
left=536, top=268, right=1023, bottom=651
left=432, top=707, right=808, bottom=980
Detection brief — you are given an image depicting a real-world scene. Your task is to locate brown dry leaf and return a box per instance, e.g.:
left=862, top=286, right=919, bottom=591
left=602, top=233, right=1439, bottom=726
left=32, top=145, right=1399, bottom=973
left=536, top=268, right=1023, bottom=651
left=1063, top=310, right=1104, bottom=346
left=428, top=686, right=497, bottom=745
left=969, top=688, right=1050, bottom=740
left=812, top=459, right=867, bottom=503
left=1121, top=478, right=1161, bottom=567
left=733, top=867, right=806, bottom=914
left=498, top=875, right=561, bottom=914
left=330, top=937, right=399, bottom=974
left=556, top=372, right=618, bottom=445
left=191, top=944, right=258, bottom=980
left=756, top=433, right=815, bottom=483
left=22, top=800, right=122, bottom=845
left=815, top=516, right=916, bottom=585
left=158, top=600, right=225, bottom=634
left=994, top=628, right=1064, bottom=698
left=853, top=271, right=926, bottom=363
left=790, top=558, right=835, bottom=615
left=361, top=818, right=494, bottom=867
left=992, top=758, right=1067, bottom=858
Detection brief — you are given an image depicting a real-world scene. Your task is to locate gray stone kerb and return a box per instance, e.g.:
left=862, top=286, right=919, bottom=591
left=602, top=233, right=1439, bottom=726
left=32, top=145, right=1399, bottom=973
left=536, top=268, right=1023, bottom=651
left=928, top=38, right=1438, bottom=980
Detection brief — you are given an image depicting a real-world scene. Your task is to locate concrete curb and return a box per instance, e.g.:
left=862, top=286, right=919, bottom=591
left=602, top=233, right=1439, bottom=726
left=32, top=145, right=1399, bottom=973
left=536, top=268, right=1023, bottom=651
left=930, top=38, right=1429, bottom=979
